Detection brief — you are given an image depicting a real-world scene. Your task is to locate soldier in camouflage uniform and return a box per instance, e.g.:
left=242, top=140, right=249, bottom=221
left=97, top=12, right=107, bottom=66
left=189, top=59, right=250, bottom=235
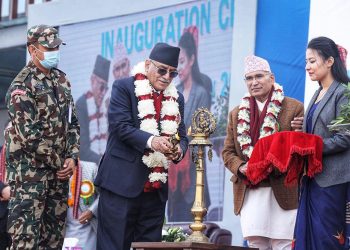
left=5, top=24, right=80, bottom=250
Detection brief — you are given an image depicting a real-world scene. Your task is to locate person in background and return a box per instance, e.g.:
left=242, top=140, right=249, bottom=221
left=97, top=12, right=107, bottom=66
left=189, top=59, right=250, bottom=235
left=0, top=120, right=11, bottom=250
left=94, top=42, right=188, bottom=250
left=5, top=24, right=79, bottom=249
left=63, top=160, right=99, bottom=250
left=112, top=43, right=130, bottom=81
left=168, top=28, right=211, bottom=222
left=76, top=55, right=110, bottom=164
left=293, top=37, right=350, bottom=250
left=222, top=55, right=303, bottom=250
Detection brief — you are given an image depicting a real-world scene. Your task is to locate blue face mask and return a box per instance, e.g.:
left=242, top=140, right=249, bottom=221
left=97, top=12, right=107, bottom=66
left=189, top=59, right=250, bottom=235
left=32, top=46, right=60, bottom=69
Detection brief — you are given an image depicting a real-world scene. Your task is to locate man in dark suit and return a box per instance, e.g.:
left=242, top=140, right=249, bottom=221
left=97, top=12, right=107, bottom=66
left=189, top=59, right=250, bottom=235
left=95, top=43, right=188, bottom=250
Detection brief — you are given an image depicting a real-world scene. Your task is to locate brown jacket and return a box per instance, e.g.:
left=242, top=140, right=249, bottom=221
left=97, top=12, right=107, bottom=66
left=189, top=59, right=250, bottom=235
left=222, top=97, right=304, bottom=215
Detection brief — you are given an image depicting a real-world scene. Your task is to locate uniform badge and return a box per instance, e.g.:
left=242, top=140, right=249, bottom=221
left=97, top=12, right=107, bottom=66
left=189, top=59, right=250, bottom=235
left=80, top=180, right=95, bottom=205
left=35, top=83, right=45, bottom=90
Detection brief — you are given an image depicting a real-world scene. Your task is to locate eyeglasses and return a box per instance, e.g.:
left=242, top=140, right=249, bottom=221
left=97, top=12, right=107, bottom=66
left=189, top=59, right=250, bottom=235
left=150, top=60, right=178, bottom=78
left=244, top=73, right=270, bottom=83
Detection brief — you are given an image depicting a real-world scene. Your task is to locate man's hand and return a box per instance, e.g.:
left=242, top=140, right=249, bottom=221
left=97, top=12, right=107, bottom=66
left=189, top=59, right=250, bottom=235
left=164, top=144, right=182, bottom=161
left=57, top=158, right=76, bottom=180
left=0, top=186, right=10, bottom=201
left=151, top=136, right=173, bottom=154
left=239, top=163, right=248, bottom=176
left=78, top=210, right=93, bottom=225
left=291, top=116, right=304, bottom=131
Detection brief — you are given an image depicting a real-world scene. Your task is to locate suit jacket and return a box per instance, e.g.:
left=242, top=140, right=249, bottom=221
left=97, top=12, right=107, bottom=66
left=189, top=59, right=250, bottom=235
left=94, top=76, right=188, bottom=202
left=222, top=96, right=304, bottom=215
left=303, top=81, right=350, bottom=187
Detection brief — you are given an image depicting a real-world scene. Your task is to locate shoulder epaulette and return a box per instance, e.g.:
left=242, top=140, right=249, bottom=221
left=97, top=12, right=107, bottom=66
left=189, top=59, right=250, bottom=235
left=53, top=67, right=66, bottom=76
left=13, top=68, right=31, bottom=83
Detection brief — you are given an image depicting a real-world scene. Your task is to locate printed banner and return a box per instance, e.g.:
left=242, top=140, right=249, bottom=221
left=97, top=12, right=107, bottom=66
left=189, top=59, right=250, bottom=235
left=59, top=0, right=234, bottom=222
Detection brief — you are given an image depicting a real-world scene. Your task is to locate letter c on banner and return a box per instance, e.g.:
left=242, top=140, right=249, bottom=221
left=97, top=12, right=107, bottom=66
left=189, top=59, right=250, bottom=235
left=219, top=0, right=229, bottom=30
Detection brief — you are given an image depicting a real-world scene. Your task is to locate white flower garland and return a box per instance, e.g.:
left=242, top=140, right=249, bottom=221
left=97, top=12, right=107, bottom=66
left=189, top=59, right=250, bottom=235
left=237, top=83, right=284, bottom=159
left=132, top=61, right=180, bottom=188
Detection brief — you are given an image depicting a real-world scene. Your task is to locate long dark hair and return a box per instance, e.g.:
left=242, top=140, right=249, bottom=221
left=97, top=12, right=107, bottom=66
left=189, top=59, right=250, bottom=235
left=307, top=36, right=350, bottom=83
left=178, top=32, right=203, bottom=86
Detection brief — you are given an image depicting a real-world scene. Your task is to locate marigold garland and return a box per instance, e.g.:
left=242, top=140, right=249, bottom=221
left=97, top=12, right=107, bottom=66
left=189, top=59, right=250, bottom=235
left=67, top=170, right=76, bottom=207
left=237, top=83, right=284, bottom=159
left=67, top=161, right=82, bottom=219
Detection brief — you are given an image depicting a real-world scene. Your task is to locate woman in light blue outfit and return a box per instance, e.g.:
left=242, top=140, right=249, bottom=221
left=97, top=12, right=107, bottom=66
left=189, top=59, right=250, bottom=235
left=294, top=37, right=350, bottom=250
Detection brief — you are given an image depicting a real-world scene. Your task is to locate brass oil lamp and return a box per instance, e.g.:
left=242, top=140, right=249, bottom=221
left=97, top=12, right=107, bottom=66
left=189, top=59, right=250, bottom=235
left=186, top=108, right=216, bottom=243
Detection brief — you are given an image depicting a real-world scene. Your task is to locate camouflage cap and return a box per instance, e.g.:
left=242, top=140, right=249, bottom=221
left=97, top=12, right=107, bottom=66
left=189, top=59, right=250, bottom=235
left=27, top=24, right=65, bottom=48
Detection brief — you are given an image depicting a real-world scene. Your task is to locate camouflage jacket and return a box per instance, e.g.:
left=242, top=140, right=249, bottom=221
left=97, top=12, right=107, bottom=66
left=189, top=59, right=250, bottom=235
left=5, top=61, right=80, bottom=182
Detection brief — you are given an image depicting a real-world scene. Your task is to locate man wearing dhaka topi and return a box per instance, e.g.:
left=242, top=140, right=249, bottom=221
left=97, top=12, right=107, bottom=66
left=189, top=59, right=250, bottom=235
left=222, top=55, right=304, bottom=250
left=94, top=43, right=188, bottom=250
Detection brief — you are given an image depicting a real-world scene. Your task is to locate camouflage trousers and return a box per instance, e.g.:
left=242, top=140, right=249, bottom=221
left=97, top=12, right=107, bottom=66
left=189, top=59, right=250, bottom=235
left=7, top=179, right=68, bottom=250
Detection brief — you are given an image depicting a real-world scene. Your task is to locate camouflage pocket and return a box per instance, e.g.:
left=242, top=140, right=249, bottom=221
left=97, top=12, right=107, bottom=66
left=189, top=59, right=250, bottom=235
left=13, top=181, right=46, bottom=200
left=7, top=198, right=34, bottom=234
left=8, top=181, right=47, bottom=235
left=13, top=161, right=38, bottom=182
